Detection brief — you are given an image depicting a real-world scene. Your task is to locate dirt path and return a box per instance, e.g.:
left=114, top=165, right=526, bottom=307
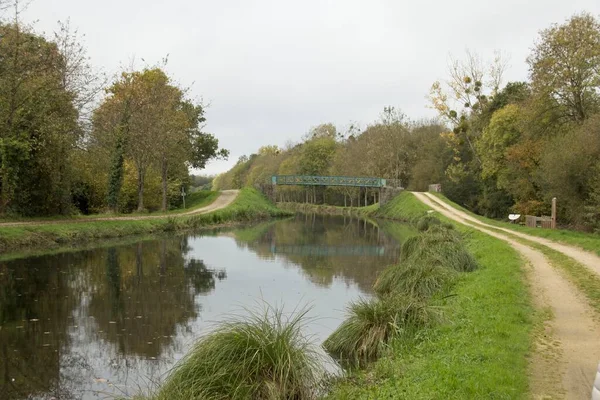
left=421, top=192, right=600, bottom=277
left=413, top=192, right=600, bottom=400
left=0, top=190, right=240, bottom=228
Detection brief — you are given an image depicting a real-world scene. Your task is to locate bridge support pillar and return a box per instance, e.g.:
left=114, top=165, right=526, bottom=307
left=380, top=186, right=403, bottom=207
left=256, top=184, right=276, bottom=203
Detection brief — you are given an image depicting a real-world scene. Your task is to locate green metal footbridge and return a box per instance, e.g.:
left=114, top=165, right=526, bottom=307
left=271, top=175, right=387, bottom=187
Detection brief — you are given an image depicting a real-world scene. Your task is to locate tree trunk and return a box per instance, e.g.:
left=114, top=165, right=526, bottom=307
left=161, top=158, right=168, bottom=212
left=137, top=166, right=145, bottom=212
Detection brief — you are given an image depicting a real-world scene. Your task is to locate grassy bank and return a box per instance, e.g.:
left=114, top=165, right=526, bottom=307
left=372, top=191, right=430, bottom=222
left=326, top=192, right=532, bottom=399
left=0, top=188, right=290, bottom=254
left=277, top=191, right=429, bottom=221
left=277, top=202, right=377, bottom=216
left=0, top=190, right=220, bottom=223
left=430, top=192, right=600, bottom=256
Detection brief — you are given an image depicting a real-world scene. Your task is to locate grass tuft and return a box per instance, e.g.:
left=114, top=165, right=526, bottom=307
left=323, top=295, right=438, bottom=367
left=401, top=225, right=479, bottom=273
left=373, top=260, right=458, bottom=298
left=153, top=304, right=327, bottom=400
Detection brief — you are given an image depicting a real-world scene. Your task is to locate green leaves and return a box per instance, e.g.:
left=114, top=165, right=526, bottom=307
left=528, top=12, right=600, bottom=121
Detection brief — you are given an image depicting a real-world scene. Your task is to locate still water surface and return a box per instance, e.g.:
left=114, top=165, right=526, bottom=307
left=0, top=214, right=411, bottom=399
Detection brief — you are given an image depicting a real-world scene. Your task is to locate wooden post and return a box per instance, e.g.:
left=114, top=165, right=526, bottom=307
left=551, top=197, right=557, bottom=229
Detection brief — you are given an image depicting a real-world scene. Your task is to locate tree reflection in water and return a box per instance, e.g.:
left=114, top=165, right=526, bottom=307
left=0, top=215, right=405, bottom=399
left=0, top=237, right=225, bottom=400
left=232, top=214, right=404, bottom=292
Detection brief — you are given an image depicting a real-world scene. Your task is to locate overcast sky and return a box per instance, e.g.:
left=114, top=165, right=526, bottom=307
left=22, top=0, right=600, bottom=175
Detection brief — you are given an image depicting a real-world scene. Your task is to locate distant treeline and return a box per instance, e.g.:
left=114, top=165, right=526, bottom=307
left=215, top=12, right=600, bottom=231
left=0, top=5, right=227, bottom=217
left=190, top=175, right=215, bottom=190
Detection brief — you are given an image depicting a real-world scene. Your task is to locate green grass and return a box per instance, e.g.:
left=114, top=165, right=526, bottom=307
left=531, top=244, right=600, bottom=316
left=427, top=193, right=600, bottom=320
left=151, top=304, right=327, bottom=400
left=430, top=192, right=600, bottom=256
left=277, top=202, right=377, bottom=216
left=373, top=260, right=458, bottom=299
left=326, top=191, right=533, bottom=399
left=0, top=188, right=291, bottom=254
left=166, top=190, right=219, bottom=213
left=323, top=295, right=437, bottom=368
left=0, top=191, right=220, bottom=223
left=373, top=191, right=430, bottom=222
left=399, top=227, right=479, bottom=273
left=327, top=228, right=533, bottom=399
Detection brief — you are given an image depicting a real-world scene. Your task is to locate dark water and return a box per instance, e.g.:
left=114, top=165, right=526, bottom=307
left=0, top=214, right=410, bottom=399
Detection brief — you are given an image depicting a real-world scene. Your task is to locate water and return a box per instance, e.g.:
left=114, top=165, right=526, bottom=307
left=0, top=214, right=411, bottom=399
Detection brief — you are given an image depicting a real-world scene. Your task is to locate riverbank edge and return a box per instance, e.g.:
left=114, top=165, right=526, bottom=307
left=0, top=188, right=292, bottom=255
left=323, top=191, right=533, bottom=398
left=277, top=202, right=378, bottom=216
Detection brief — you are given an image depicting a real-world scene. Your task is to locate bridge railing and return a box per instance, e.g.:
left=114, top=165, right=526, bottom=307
left=271, top=175, right=387, bottom=188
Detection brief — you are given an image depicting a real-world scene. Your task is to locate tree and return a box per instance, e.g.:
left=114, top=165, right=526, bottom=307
left=528, top=12, right=600, bottom=122
left=477, top=104, right=523, bottom=180
left=53, top=19, right=106, bottom=131
left=538, top=114, right=600, bottom=224
left=305, top=123, right=339, bottom=140
left=0, top=21, right=79, bottom=215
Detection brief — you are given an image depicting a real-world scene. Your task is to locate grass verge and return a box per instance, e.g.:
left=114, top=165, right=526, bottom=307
left=327, top=227, right=532, bottom=399
left=277, top=202, right=377, bottom=216
left=326, top=191, right=532, bottom=399
left=372, top=191, right=430, bottom=222
left=0, top=188, right=290, bottom=254
left=0, top=191, right=220, bottom=223
left=165, top=190, right=219, bottom=214
left=427, top=193, right=600, bottom=318
left=430, top=192, right=600, bottom=256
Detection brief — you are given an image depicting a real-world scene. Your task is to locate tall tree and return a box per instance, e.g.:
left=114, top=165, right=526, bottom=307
left=528, top=12, right=600, bottom=122
left=94, top=68, right=228, bottom=212
left=0, top=19, right=79, bottom=215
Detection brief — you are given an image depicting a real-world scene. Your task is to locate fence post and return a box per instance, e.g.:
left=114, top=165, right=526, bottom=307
left=551, top=197, right=557, bottom=229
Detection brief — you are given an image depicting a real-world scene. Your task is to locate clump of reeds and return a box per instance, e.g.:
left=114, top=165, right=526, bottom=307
left=323, top=294, right=437, bottom=367
left=401, top=223, right=479, bottom=272
left=324, top=216, right=479, bottom=370
left=373, top=260, right=458, bottom=298
left=155, top=305, right=327, bottom=400
left=416, top=215, right=441, bottom=231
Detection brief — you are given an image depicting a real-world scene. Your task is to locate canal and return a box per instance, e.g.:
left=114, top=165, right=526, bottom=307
left=0, top=214, right=413, bottom=399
